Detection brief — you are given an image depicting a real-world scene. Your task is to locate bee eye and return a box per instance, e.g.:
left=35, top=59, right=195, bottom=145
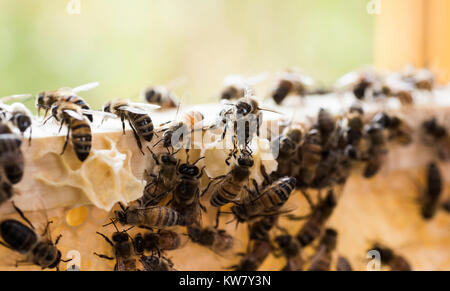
left=145, top=89, right=155, bottom=101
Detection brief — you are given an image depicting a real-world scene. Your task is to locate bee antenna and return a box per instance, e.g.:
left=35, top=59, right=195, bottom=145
left=257, top=107, right=282, bottom=115
left=192, top=156, right=205, bottom=165
left=110, top=218, right=120, bottom=232
left=153, top=138, right=163, bottom=148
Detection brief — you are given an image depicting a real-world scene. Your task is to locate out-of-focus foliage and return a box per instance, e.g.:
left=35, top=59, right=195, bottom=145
left=0, top=0, right=374, bottom=110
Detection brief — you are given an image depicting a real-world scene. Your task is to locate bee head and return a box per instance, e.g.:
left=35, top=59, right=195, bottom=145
left=114, top=210, right=127, bottom=225
left=287, top=128, right=302, bottom=144
left=145, top=88, right=156, bottom=103
left=47, top=250, right=62, bottom=269
left=16, top=114, right=31, bottom=133
left=37, top=92, right=45, bottom=107
left=161, top=153, right=177, bottom=166
left=178, top=163, right=199, bottom=177
left=235, top=100, right=253, bottom=116
left=103, top=102, right=112, bottom=113
left=237, top=152, right=254, bottom=167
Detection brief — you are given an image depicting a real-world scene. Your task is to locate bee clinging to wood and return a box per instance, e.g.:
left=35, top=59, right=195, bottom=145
left=158, top=110, right=204, bottom=150
left=113, top=203, right=185, bottom=228
left=35, top=82, right=98, bottom=122
left=369, top=243, right=412, bottom=271
left=271, top=125, right=303, bottom=178
left=229, top=239, right=272, bottom=271
left=202, top=149, right=254, bottom=227
left=296, top=128, right=322, bottom=188
left=362, top=123, right=387, bottom=178
left=140, top=255, right=176, bottom=271
left=248, top=215, right=278, bottom=241
left=419, top=162, right=443, bottom=220
left=274, top=233, right=304, bottom=271
left=133, top=229, right=181, bottom=257
left=187, top=225, right=234, bottom=254
left=0, top=100, right=33, bottom=144
left=421, top=118, right=450, bottom=160
left=292, top=189, right=337, bottom=247
left=231, top=176, right=296, bottom=223
left=170, top=154, right=206, bottom=226
left=307, top=228, right=338, bottom=271
left=103, top=99, right=160, bottom=153
left=140, top=147, right=180, bottom=207
left=0, top=202, right=70, bottom=270
left=94, top=220, right=137, bottom=271
left=47, top=101, right=92, bottom=162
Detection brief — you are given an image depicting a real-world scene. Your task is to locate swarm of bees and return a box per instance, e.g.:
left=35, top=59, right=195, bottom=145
left=0, top=66, right=448, bottom=271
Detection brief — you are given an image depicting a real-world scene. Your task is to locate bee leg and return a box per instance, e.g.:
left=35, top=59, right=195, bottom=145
left=260, top=164, right=272, bottom=185
left=28, top=127, right=32, bottom=146
left=300, top=189, right=315, bottom=211
left=199, top=202, right=207, bottom=213
left=60, top=125, right=71, bottom=156
left=96, top=232, right=114, bottom=247
left=128, top=120, right=144, bottom=155
left=214, top=209, right=221, bottom=228
left=93, top=252, right=114, bottom=260
left=138, top=225, right=154, bottom=231
left=55, top=234, right=63, bottom=245
left=11, top=201, right=35, bottom=229
left=41, top=220, right=53, bottom=236
left=286, top=214, right=311, bottom=221
left=121, top=115, right=126, bottom=134
left=57, top=120, right=65, bottom=134
left=146, top=146, right=160, bottom=165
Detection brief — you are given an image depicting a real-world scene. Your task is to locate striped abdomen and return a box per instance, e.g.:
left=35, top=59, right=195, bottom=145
left=130, top=206, right=184, bottom=227
left=0, top=219, right=37, bottom=254
left=63, top=94, right=93, bottom=122
left=250, top=177, right=295, bottom=212
left=128, top=112, right=154, bottom=142
left=69, top=117, right=92, bottom=162
left=210, top=175, right=244, bottom=207
left=0, top=134, right=24, bottom=184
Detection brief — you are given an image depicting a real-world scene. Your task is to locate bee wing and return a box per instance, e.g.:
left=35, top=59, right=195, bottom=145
left=63, top=109, right=84, bottom=120
left=71, top=82, right=100, bottom=93
left=0, top=94, right=33, bottom=103
left=117, top=105, right=149, bottom=115
left=127, top=102, right=161, bottom=110
left=81, top=109, right=116, bottom=119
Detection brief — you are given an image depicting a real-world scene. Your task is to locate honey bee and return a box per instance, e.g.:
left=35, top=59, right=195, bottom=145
left=231, top=177, right=296, bottom=223
left=307, top=228, right=338, bottom=271
left=372, top=112, right=412, bottom=145
left=296, top=128, right=322, bottom=188
left=133, top=229, right=181, bottom=257
left=270, top=70, right=315, bottom=104
left=49, top=101, right=92, bottom=162
left=36, top=82, right=98, bottom=122
left=294, top=189, right=337, bottom=247
left=159, top=110, right=204, bottom=149
left=0, top=202, right=69, bottom=270
left=103, top=99, right=160, bottom=153
left=140, top=255, right=176, bottom=271
left=220, top=75, right=254, bottom=101
left=113, top=203, right=185, bottom=228
left=171, top=155, right=206, bottom=226
left=140, top=148, right=179, bottom=206
left=143, top=86, right=178, bottom=109
left=0, top=102, right=33, bottom=144
left=274, top=234, right=304, bottom=271
left=248, top=215, right=278, bottom=241
left=187, top=225, right=234, bottom=254
left=271, top=126, right=303, bottom=178
left=94, top=220, right=137, bottom=271
left=230, top=239, right=272, bottom=271
left=369, top=243, right=411, bottom=271
left=420, top=162, right=443, bottom=220
left=203, top=149, right=254, bottom=227
left=421, top=118, right=450, bottom=160
left=336, top=256, right=352, bottom=271
left=362, top=123, right=387, bottom=178
left=400, top=66, right=435, bottom=91
left=0, top=123, right=24, bottom=186
left=316, top=108, right=336, bottom=145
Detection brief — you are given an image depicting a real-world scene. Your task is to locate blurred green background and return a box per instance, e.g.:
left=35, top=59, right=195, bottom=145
left=0, top=0, right=374, bottom=110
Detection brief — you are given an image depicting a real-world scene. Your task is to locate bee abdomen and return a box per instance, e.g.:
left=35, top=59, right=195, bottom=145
left=145, top=206, right=184, bottom=227
left=0, top=219, right=37, bottom=253
left=0, top=182, right=14, bottom=204
left=130, top=113, right=154, bottom=142
left=210, top=178, right=241, bottom=207
left=71, top=121, right=92, bottom=161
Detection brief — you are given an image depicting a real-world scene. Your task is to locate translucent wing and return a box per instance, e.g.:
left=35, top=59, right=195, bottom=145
left=128, top=102, right=161, bottom=110
left=63, top=109, right=84, bottom=120
left=117, top=105, right=149, bottom=115
left=0, top=94, right=33, bottom=103
left=81, top=109, right=116, bottom=119
left=71, top=82, right=100, bottom=93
